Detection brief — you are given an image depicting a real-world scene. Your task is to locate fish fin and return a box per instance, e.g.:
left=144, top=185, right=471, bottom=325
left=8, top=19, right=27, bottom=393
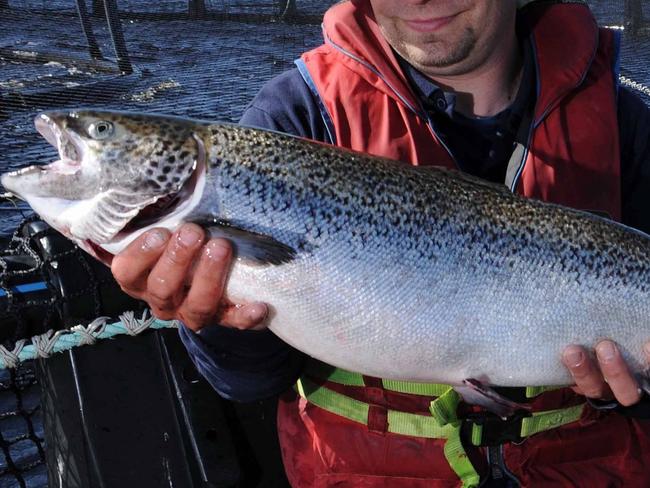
left=202, top=222, right=296, bottom=266
left=454, top=378, right=532, bottom=419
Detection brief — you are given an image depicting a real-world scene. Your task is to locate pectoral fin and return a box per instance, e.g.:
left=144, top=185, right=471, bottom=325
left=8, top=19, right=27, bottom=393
left=203, top=221, right=296, bottom=266
left=454, top=378, right=532, bottom=419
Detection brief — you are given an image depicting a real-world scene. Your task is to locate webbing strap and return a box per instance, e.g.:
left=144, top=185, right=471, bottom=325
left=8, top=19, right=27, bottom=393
left=301, top=363, right=583, bottom=485
left=429, top=387, right=462, bottom=427
left=296, top=376, right=368, bottom=424
left=431, top=388, right=481, bottom=488
left=295, top=377, right=586, bottom=486
left=305, top=361, right=451, bottom=396
left=297, top=376, right=448, bottom=438
left=296, top=377, right=480, bottom=487
left=306, top=361, right=366, bottom=386
left=444, top=428, right=481, bottom=488
left=307, top=362, right=564, bottom=400
left=383, top=379, right=452, bottom=397
left=520, top=404, right=585, bottom=437
left=525, top=385, right=562, bottom=398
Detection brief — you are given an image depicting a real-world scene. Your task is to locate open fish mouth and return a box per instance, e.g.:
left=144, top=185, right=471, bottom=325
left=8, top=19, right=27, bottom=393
left=0, top=114, right=86, bottom=199
left=2, top=112, right=207, bottom=266
left=34, top=113, right=84, bottom=175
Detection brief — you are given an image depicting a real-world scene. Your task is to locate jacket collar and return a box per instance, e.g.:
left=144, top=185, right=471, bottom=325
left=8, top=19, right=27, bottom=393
left=321, top=0, right=600, bottom=125
left=321, top=0, right=425, bottom=116
left=519, top=2, right=600, bottom=125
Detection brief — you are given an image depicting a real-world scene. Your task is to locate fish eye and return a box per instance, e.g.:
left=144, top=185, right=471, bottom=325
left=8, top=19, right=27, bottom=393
left=88, top=121, right=114, bottom=140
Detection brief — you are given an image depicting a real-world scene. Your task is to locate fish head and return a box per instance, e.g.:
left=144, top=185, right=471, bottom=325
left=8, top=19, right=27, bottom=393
left=1, top=110, right=207, bottom=263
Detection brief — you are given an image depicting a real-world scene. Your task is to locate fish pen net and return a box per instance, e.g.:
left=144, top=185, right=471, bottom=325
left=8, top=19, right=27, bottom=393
left=0, top=0, right=649, bottom=486
left=0, top=218, right=147, bottom=488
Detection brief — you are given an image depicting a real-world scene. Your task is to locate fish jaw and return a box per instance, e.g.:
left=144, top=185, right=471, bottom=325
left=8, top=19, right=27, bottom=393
left=2, top=110, right=209, bottom=264
left=2, top=114, right=96, bottom=201
left=2, top=158, right=207, bottom=262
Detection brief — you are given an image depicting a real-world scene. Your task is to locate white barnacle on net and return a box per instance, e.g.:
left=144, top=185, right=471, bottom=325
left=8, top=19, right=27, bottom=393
left=0, top=339, right=26, bottom=369
left=120, top=310, right=156, bottom=336
left=70, top=316, right=110, bottom=346
left=32, top=329, right=65, bottom=359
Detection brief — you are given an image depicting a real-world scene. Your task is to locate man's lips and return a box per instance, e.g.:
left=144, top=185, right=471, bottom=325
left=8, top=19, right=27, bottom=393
left=404, top=14, right=457, bottom=33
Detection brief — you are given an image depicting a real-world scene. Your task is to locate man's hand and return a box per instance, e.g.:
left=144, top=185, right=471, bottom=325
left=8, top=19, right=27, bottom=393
left=562, top=341, right=650, bottom=407
left=111, top=223, right=268, bottom=332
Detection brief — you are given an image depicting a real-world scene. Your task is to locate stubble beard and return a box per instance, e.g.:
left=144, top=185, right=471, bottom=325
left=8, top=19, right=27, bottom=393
left=393, top=27, right=478, bottom=74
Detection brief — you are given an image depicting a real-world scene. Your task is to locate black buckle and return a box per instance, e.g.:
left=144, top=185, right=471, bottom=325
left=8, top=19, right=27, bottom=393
left=462, top=409, right=532, bottom=447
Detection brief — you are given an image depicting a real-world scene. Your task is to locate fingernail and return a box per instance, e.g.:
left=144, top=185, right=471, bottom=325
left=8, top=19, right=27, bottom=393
left=205, top=240, right=230, bottom=260
left=564, top=348, right=584, bottom=368
left=178, top=226, right=202, bottom=247
left=597, top=341, right=617, bottom=363
left=143, top=230, right=167, bottom=250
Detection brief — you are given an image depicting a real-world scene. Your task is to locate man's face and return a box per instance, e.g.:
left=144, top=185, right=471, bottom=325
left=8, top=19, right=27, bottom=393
left=369, top=0, right=518, bottom=77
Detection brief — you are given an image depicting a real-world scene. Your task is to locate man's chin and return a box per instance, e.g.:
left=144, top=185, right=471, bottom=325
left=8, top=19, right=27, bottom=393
left=394, top=35, right=477, bottom=74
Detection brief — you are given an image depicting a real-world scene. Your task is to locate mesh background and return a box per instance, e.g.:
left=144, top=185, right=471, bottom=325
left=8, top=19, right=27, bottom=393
left=0, top=0, right=649, bottom=486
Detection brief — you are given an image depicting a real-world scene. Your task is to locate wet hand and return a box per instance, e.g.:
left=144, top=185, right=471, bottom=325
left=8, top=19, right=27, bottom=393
left=562, top=341, right=650, bottom=407
left=110, top=223, right=268, bottom=332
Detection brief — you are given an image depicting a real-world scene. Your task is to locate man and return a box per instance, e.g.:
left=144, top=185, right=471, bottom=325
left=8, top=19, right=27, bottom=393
left=111, top=0, right=650, bottom=485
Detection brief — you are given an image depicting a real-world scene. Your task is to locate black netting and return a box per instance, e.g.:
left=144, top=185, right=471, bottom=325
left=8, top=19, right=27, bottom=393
left=0, top=216, right=145, bottom=487
left=0, top=1, right=649, bottom=486
left=0, top=364, right=45, bottom=488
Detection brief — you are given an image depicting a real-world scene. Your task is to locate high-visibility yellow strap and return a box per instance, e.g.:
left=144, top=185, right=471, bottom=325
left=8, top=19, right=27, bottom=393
left=298, top=364, right=580, bottom=488
left=444, top=427, right=481, bottom=488
left=428, top=388, right=480, bottom=487
left=382, top=379, right=452, bottom=397
left=470, top=424, right=483, bottom=446
left=297, top=376, right=448, bottom=437
left=296, top=377, right=369, bottom=423
left=305, top=361, right=452, bottom=396
left=385, top=409, right=450, bottom=438
left=525, top=385, right=563, bottom=398
left=520, top=404, right=585, bottom=437
left=305, top=361, right=366, bottom=386
left=295, top=377, right=481, bottom=488
left=429, top=387, right=462, bottom=427
left=298, top=375, right=584, bottom=439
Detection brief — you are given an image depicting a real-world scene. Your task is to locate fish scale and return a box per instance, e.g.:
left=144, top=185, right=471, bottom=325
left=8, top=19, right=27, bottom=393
left=2, top=110, right=650, bottom=392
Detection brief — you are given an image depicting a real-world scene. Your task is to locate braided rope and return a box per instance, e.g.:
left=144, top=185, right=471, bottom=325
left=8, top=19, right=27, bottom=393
left=0, top=310, right=178, bottom=369
left=70, top=316, right=110, bottom=345
left=620, top=74, right=650, bottom=99
left=31, top=330, right=66, bottom=359
left=0, top=339, right=26, bottom=369
left=120, top=310, right=157, bottom=335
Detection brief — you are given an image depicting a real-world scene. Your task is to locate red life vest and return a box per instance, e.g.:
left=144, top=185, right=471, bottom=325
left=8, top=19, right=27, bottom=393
left=297, top=0, right=621, bottom=217
left=277, top=1, right=650, bottom=487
